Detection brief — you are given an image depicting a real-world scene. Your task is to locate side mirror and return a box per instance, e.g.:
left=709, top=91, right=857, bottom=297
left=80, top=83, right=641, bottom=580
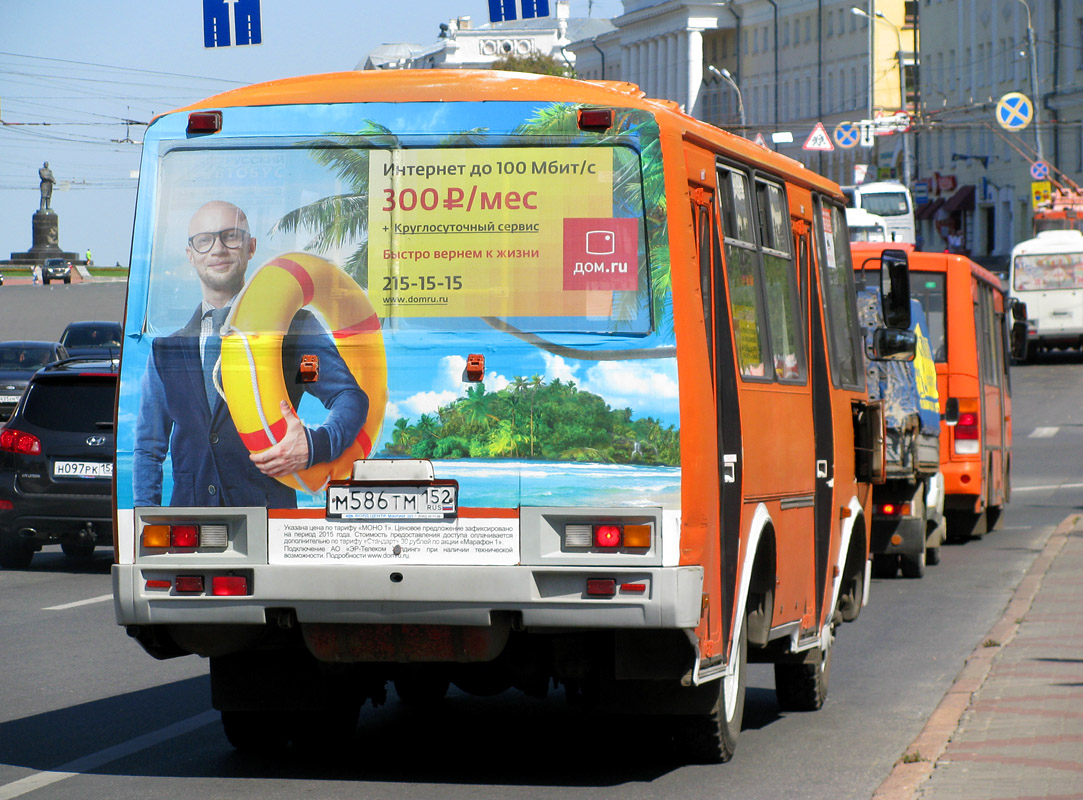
left=944, top=396, right=959, bottom=425
left=1009, top=298, right=1029, bottom=360
left=880, top=249, right=912, bottom=330
left=871, top=327, right=917, bottom=362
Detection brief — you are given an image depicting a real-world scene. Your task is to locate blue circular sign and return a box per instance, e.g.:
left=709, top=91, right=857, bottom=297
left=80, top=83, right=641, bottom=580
left=834, top=122, right=860, bottom=149
left=1030, top=160, right=1050, bottom=180
left=996, top=92, right=1033, bottom=130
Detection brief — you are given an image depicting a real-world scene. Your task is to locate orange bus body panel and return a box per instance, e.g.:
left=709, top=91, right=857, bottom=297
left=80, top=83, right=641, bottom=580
left=852, top=244, right=1013, bottom=518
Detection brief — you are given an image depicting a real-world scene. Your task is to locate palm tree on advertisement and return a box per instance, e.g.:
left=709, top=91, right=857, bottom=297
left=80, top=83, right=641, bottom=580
left=269, top=121, right=399, bottom=285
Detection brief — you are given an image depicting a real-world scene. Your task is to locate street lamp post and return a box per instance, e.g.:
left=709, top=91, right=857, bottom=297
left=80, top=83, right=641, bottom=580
left=708, top=64, right=747, bottom=130
left=851, top=6, right=912, bottom=187
left=1014, top=0, right=1044, bottom=160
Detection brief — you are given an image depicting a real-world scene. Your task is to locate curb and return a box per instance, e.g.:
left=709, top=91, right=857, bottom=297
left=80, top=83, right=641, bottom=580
left=870, top=512, right=1080, bottom=800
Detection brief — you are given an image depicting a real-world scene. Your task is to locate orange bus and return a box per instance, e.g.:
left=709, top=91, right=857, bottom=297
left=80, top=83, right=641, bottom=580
left=111, top=70, right=912, bottom=763
left=853, top=244, right=1024, bottom=538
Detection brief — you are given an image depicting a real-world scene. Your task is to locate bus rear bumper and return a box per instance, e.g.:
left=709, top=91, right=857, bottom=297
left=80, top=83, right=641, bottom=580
left=112, top=563, right=705, bottom=631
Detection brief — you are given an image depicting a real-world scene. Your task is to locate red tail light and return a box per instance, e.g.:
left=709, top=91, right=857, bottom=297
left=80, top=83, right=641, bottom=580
left=212, top=575, right=249, bottom=596
left=171, top=525, right=199, bottom=548
left=955, top=412, right=979, bottom=439
left=594, top=524, right=622, bottom=548
left=0, top=428, right=42, bottom=455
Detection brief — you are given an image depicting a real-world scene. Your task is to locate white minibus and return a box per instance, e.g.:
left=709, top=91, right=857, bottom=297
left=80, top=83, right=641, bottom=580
left=1010, top=229, right=1083, bottom=354
left=843, top=181, right=916, bottom=245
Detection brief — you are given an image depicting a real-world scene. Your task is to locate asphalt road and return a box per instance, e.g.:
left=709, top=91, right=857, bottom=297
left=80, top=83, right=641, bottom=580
left=0, top=282, right=1079, bottom=799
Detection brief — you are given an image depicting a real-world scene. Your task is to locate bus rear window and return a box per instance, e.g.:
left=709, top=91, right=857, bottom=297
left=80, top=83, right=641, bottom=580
left=855, top=269, right=946, bottom=362
left=1012, top=253, right=1083, bottom=291
left=145, top=142, right=651, bottom=337
left=860, top=192, right=910, bottom=217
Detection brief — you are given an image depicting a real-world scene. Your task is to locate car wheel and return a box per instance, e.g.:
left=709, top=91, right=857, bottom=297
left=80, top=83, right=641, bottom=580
left=0, top=532, right=34, bottom=569
left=63, top=276, right=71, bottom=284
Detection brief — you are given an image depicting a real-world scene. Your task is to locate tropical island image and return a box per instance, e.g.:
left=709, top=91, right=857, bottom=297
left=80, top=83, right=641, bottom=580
left=379, top=376, right=679, bottom=466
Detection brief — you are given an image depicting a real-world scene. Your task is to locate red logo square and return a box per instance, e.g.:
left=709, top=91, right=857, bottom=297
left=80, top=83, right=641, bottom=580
left=563, top=218, right=640, bottom=291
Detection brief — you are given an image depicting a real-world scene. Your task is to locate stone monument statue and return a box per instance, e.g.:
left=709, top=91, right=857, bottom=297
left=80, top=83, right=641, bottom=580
left=39, top=162, right=56, bottom=212
left=3, top=161, right=78, bottom=267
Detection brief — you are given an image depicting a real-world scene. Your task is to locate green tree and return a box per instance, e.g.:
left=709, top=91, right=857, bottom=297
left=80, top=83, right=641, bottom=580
left=491, top=52, right=575, bottom=78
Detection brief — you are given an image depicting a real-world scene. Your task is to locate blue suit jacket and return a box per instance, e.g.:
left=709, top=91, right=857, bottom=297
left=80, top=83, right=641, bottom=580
left=133, top=307, right=368, bottom=508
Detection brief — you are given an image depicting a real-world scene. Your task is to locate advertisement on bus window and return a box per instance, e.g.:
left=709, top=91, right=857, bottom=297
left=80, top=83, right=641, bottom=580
left=116, top=102, right=679, bottom=562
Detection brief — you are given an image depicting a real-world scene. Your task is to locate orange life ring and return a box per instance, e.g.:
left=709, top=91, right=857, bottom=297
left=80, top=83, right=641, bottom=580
left=219, top=252, right=387, bottom=494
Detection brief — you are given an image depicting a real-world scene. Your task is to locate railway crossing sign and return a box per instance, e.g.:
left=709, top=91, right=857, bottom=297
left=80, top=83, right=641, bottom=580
left=1030, top=160, right=1050, bottom=180
left=803, top=122, right=834, bottom=151
left=996, top=92, right=1034, bottom=130
left=834, top=122, right=860, bottom=149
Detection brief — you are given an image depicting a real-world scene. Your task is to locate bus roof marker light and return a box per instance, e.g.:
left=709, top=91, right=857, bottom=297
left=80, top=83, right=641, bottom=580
left=187, top=110, right=222, bottom=135
left=578, top=108, right=613, bottom=131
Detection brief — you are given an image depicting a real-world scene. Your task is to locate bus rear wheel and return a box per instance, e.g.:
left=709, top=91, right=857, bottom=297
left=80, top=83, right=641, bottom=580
left=673, top=619, right=747, bottom=763
left=900, top=548, right=926, bottom=578
left=775, top=621, right=834, bottom=712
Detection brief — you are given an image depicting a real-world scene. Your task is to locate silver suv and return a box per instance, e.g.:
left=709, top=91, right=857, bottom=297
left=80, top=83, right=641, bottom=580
left=42, top=258, right=71, bottom=285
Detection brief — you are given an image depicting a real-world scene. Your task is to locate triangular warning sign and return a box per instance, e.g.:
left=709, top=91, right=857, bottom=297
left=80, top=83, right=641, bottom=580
left=803, top=122, right=834, bottom=152
left=752, top=132, right=767, bottom=147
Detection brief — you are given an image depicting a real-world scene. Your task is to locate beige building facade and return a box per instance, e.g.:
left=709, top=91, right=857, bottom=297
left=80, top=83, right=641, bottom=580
left=362, top=0, right=1083, bottom=268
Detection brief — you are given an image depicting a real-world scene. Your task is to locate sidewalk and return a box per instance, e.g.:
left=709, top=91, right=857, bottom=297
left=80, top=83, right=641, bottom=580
left=874, top=513, right=1083, bottom=800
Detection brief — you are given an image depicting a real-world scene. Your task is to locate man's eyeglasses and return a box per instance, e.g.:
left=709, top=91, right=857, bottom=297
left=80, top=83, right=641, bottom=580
left=188, top=228, right=249, bottom=254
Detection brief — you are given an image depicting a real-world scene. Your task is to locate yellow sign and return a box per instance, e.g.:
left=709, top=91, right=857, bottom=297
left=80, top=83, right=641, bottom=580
left=367, top=147, right=639, bottom=319
left=1032, top=180, right=1051, bottom=210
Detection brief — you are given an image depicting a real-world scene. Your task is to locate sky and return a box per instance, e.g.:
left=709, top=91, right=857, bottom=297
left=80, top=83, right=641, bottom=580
left=0, top=0, right=625, bottom=268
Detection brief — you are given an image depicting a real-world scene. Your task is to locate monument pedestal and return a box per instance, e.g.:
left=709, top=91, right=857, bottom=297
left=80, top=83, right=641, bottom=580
left=6, top=209, right=79, bottom=266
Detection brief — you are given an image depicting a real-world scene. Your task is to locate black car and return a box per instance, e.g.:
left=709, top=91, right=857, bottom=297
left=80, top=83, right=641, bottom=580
left=0, top=340, right=68, bottom=421
left=0, top=356, right=117, bottom=568
left=42, top=257, right=72, bottom=284
left=59, top=320, right=123, bottom=358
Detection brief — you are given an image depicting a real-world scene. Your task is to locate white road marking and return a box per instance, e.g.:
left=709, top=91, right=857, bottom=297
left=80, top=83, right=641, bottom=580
left=1029, top=427, right=1060, bottom=438
left=0, top=711, right=217, bottom=800
left=43, top=594, right=113, bottom=611
left=1013, top=482, right=1083, bottom=493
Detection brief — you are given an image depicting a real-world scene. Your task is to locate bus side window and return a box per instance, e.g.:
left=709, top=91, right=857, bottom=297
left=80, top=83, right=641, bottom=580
left=812, top=197, right=865, bottom=391
left=756, top=180, right=807, bottom=383
left=718, top=167, right=770, bottom=380
left=693, top=195, right=715, bottom=371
